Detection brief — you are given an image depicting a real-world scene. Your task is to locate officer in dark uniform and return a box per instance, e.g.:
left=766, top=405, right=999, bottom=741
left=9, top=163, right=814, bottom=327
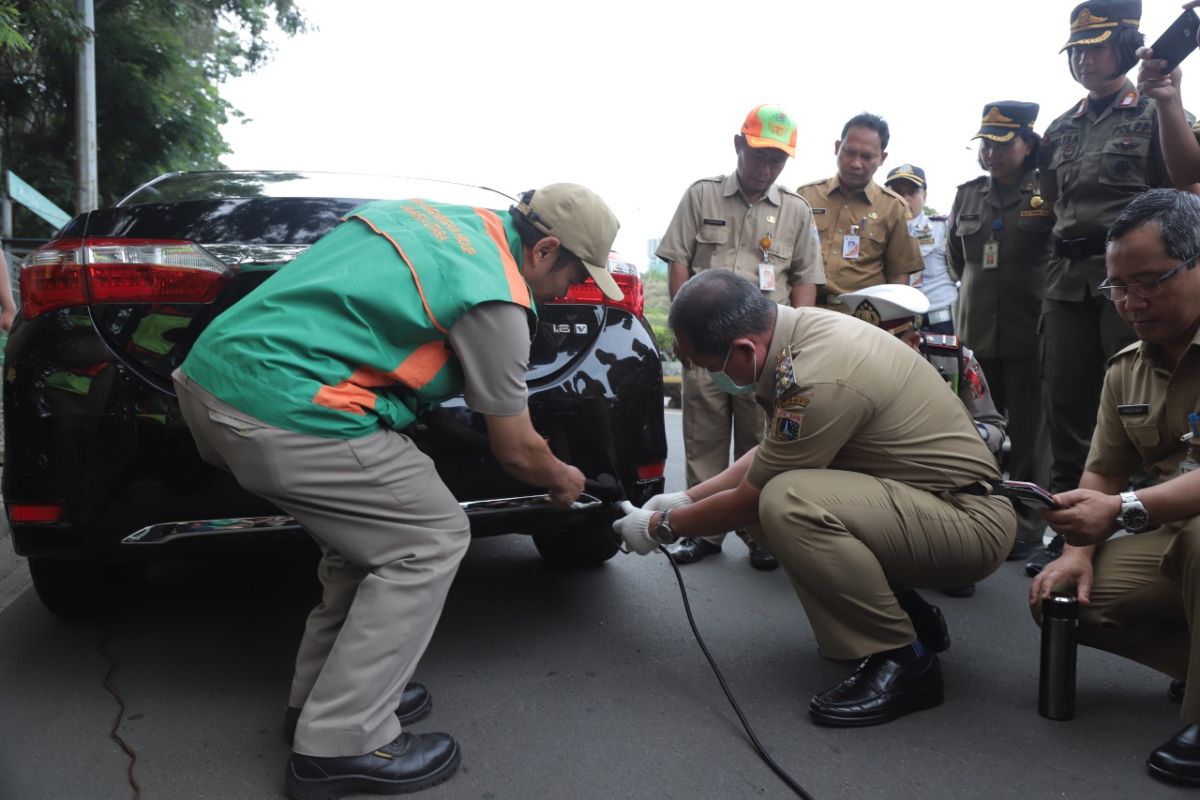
left=1032, top=0, right=1191, bottom=575
left=948, top=101, right=1054, bottom=564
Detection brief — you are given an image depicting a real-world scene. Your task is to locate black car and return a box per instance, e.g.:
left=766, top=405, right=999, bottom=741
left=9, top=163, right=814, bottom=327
left=4, top=171, right=667, bottom=617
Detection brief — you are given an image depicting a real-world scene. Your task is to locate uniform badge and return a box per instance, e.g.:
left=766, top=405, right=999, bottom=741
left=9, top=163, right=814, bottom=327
left=769, top=398, right=809, bottom=443
left=853, top=299, right=882, bottom=327
left=963, top=359, right=985, bottom=399
left=774, top=346, right=797, bottom=399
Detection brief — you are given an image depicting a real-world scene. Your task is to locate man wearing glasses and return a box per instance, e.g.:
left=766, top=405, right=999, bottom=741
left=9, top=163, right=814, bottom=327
left=1030, top=188, right=1200, bottom=786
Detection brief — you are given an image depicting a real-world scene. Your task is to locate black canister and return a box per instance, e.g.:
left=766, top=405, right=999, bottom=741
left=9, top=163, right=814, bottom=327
left=1038, top=593, right=1079, bottom=720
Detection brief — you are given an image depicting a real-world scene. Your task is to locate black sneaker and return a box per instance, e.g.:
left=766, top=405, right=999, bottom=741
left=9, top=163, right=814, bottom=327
left=286, top=732, right=460, bottom=800
left=1025, top=534, right=1064, bottom=577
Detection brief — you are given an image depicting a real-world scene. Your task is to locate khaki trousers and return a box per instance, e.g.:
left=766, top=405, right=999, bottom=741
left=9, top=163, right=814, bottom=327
left=1036, top=519, right=1200, bottom=723
left=977, top=355, right=1051, bottom=544
left=1040, top=296, right=1135, bottom=492
left=173, top=372, right=470, bottom=757
left=757, top=470, right=1015, bottom=660
left=681, top=365, right=765, bottom=547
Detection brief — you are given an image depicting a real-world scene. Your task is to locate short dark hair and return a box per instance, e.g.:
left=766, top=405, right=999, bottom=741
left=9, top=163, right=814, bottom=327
left=1068, top=28, right=1145, bottom=83
left=668, top=271, right=776, bottom=356
left=840, top=113, right=890, bottom=151
left=976, top=129, right=1042, bottom=172
left=1107, top=188, right=1200, bottom=262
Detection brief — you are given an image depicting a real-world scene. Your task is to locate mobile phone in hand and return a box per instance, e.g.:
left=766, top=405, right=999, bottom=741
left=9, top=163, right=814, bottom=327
left=995, top=480, right=1062, bottom=509
left=1150, top=8, right=1200, bottom=73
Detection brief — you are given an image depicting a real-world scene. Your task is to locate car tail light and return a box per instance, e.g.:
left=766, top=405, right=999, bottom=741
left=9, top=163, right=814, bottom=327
left=550, top=262, right=644, bottom=317
left=20, top=237, right=232, bottom=318
left=8, top=503, right=65, bottom=523
left=636, top=462, right=665, bottom=481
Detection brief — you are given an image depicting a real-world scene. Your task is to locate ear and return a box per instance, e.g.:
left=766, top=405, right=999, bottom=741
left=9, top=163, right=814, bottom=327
left=734, top=134, right=744, bottom=156
left=834, top=139, right=843, bottom=156
left=527, top=236, right=563, bottom=274
left=879, top=150, right=889, bottom=166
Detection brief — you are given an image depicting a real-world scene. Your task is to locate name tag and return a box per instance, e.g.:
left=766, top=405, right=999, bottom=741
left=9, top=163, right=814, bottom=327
left=811, top=208, right=827, bottom=215
left=959, top=214, right=980, bottom=221
left=702, top=218, right=726, bottom=226
left=1118, top=404, right=1150, bottom=416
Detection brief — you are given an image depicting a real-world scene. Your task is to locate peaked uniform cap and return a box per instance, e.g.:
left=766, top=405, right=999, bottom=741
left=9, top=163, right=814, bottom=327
left=972, top=100, right=1040, bottom=143
left=886, top=164, right=926, bottom=189
left=842, top=284, right=930, bottom=334
left=740, top=104, right=797, bottom=157
left=1060, top=1, right=1141, bottom=51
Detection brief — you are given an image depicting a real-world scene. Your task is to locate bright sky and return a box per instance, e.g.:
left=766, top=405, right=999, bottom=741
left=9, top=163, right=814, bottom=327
left=219, top=0, right=1199, bottom=268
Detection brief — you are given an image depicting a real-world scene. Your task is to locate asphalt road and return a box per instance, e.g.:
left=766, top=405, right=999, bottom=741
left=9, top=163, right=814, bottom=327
left=0, top=410, right=1194, bottom=800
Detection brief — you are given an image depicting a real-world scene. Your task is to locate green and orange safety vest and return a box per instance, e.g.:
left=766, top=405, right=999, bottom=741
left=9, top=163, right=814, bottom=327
left=181, top=199, right=536, bottom=439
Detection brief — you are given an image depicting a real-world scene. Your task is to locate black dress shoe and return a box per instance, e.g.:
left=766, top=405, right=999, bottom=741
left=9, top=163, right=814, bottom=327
left=669, top=537, right=721, bottom=564
left=1148, top=724, right=1200, bottom=786
left=1007, top=538, right=1041, bottom=562
left=809, top=651, right=944, bottom=727
left=287, top=732, right=460, bottom=800
left=1170, top=680, right=1187, bottom=705
left=284, top=683, right=432, bottom=746
left=941, top=584, right=976, bottom=598
left=747, top=540, right=779, bottom=571
left=1025, top=534, right=1064, bottom=577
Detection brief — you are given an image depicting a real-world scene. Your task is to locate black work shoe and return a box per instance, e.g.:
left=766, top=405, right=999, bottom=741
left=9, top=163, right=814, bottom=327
left=809, top=651, right=944, bottom=728
left=286, top=732, right=460, bottom=800
left=941, top=584, right=976, bottom=598
left=284, top=683, right=432, bottom=746
left=1025, top=534, right=1064, bottom=577
left=1170, top=680, right=1187, bottom=705
left=1007, top=538, right=1042, bottom=562
left=1148, top=724, right=1200, bottom=786
left=669, top=537, right=721, bottom=564
left=747, top=540, right=779, bottom=571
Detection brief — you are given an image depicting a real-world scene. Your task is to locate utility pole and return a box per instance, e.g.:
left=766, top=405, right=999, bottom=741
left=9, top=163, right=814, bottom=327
left=75, top=0, right=98, bottom=213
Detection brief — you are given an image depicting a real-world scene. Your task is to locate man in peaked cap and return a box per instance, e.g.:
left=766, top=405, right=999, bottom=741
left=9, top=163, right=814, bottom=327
left=1032, top=0, right=1196, bottom=577
left=883, top=165, right=958, bottom=335
left=173, top=183, right=621, bottom=798
left=654, top=104, right=825, bottom=570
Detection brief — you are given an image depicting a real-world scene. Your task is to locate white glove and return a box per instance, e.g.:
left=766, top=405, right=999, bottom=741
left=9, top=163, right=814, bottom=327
left=643, top=491, right=693, bottom=513
left=612, top=501, right=657, bottom=555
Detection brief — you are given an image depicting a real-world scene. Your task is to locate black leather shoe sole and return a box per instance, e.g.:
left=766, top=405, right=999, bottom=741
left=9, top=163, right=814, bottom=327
left=1147, top=759, right=1200, bottom=787
left=286, top=739, right=460, bottom=800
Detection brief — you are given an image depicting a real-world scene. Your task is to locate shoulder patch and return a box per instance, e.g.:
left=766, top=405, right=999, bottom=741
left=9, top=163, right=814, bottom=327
left=768, top=397, right=808, bottom=443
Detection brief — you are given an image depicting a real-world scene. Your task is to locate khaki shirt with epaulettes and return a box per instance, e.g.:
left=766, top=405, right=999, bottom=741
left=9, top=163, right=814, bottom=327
left=1086, top=327, right=1200, bottom=487
left=947, top=168, right=1054, bottom=360
left=795, top=176, right=923, bottom=300
left=655, top=174, right=826, bottom=304
left=1039, top=81, right=1187, bottom=300
left=744, top=306, right=1001, bottom=491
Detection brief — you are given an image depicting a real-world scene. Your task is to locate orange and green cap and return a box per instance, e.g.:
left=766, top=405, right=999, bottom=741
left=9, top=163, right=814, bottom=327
left=740, top=104, right=797, bottom=157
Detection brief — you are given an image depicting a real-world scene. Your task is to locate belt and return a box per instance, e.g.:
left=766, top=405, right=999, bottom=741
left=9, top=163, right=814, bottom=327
left=1053, top=235, right=1107, bottom=260
left=817, top=292, right=843, bottom=306
left=924, top=308, right=953, bottom=325
left=954, top=481, right=992, bottom=497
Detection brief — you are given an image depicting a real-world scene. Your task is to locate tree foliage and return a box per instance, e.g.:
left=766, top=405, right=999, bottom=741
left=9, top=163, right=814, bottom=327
left=0, top=0, right=306, bottom=235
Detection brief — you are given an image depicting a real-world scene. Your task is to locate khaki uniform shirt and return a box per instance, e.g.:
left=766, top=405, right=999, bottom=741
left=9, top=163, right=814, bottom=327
left=796, top=177, right=923, bottom=299
left=1086, top=327, right=1200, bottom=486
left=947, top=169, right=1054, bottom=360
left=745, top=306, right=1001, bottom=491
left=1041, top=81, right=1184, bottom=300
left=656, top=174, right=825, bottom=304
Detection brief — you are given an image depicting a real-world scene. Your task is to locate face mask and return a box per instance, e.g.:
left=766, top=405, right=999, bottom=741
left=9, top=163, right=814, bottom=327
left=710, top=344, right=757, bottom=396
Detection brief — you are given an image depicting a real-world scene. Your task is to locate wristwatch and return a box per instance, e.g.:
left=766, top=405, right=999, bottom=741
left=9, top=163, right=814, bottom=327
left=1116, top=490, right=1150, bottom=533
left=652, top=509, right=677, bottom=545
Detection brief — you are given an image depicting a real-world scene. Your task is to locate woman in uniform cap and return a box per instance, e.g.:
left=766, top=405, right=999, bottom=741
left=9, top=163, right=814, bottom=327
left=1033, top=0, right=1184, bottom=575
left=948, top=100, right=1052, bottom=566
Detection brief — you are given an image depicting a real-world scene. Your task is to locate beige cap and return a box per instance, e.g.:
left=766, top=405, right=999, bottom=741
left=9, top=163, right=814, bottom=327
left=514, top=183, right=623, bottom=301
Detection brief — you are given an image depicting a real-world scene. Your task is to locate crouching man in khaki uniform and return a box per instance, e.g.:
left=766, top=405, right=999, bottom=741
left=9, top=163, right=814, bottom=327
left=614, top=270, right=1015, bottom=727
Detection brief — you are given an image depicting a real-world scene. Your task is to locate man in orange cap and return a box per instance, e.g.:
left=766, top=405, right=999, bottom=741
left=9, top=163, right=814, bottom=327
left=654, top=104, right=825, bottom=570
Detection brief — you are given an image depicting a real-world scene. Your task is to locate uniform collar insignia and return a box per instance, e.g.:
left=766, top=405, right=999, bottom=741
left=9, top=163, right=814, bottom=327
left=1118, top=89, right=1139, bottom=107
left=1073, top=97, right=1089, bottom=118
left=774, top=346, right=796, bottom=400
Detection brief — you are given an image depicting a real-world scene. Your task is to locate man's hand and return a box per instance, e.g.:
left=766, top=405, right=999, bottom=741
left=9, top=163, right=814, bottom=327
left=1029, top=547, right=1095, bottom=606
left=1041, top=488, right=1121, bottom=547
left=612, top=501, right=657, bottom=555
left=1137, top=46, right=1184, bottom=107
left=644, top=491, right=692, bottom=513
left=547, top=465, right=585, bottom=508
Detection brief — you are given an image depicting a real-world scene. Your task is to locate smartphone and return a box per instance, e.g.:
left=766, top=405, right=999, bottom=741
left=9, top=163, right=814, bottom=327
left=994, top=480, right=1062, bottom=509
left=1150, top=8, right=1200, bottom=73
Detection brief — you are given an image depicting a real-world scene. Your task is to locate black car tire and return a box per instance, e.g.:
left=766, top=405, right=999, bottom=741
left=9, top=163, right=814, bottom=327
left=532, top=520, right=620, bottom=568
left=27, top=558, right=147, bottom=619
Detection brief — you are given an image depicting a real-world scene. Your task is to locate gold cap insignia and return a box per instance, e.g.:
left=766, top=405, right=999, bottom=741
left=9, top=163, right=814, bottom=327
left=981, top=107, right=1016, bottom=125
left=1071, top=9, right=1108, bottom=31
left=853, top=300, right=881, bottom=327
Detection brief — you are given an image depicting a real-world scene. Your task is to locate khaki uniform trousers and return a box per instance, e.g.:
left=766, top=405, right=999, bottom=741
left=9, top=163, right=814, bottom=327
left=1036, top=519, right=1200, bottom=723
left=977, top=355, right=1051, bottom=545
left=757, top=470, right=1015, bottom=660
left=682, top=365, right=765, bottom=547
left=1041, top=294, right=1136, bottom=492
left=173, top=373, right=471, bottom=757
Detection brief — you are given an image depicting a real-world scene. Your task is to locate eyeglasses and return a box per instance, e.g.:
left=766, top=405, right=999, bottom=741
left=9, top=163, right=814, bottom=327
left=1097, top=258, right=1197, bottom=302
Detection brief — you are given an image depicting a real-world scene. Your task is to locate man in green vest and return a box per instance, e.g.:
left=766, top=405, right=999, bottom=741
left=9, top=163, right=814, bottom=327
left=172, top=183, right=621, bottom=800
